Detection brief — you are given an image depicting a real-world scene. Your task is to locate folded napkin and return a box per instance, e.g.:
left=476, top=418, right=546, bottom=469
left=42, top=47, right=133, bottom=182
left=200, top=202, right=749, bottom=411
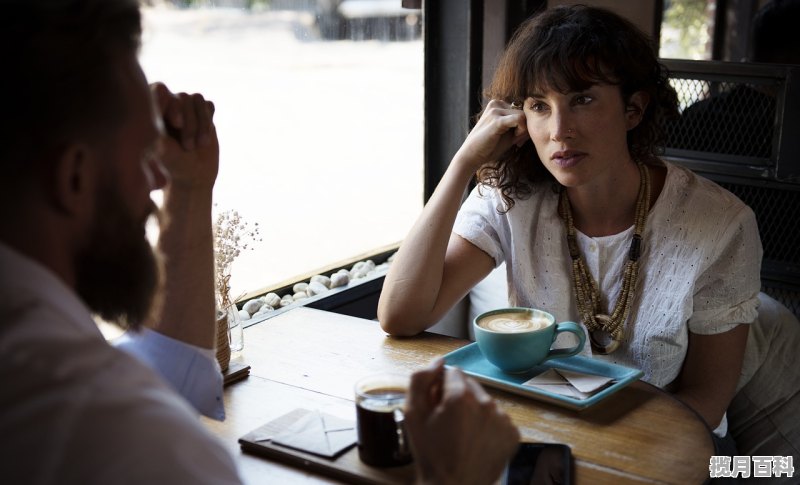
left=522, top=368, right=614, bottom=400
left=251, top=409, right=356, bottom=459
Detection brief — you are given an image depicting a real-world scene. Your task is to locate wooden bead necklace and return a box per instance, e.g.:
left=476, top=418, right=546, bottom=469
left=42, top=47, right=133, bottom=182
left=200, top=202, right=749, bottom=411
left=558, top=161, right=650, bottom=354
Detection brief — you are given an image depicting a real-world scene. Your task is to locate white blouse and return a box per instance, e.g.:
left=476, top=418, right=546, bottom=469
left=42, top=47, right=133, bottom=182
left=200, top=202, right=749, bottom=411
left=454, top=161, right=762, bottom=391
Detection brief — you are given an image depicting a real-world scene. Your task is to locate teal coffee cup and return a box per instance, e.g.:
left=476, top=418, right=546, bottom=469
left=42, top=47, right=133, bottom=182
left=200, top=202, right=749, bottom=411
left=473, top=308, right=586, bottom=374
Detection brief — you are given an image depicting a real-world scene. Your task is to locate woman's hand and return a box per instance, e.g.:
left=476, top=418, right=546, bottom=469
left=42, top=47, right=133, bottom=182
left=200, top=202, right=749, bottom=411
left=454, top=99, right=529, bottom=172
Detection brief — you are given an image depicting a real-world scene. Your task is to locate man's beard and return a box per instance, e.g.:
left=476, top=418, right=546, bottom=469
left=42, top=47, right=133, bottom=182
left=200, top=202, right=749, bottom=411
left=75, top=185, right=164, bottom=332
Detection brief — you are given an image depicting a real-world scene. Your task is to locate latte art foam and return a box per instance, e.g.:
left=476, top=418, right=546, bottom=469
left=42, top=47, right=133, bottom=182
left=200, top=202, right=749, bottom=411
left=478, top=313, right=551, bottom=332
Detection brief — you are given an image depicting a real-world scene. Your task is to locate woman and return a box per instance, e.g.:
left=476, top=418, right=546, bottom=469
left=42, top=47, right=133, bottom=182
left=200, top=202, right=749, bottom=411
left=377, top=5, right=762, bottom=447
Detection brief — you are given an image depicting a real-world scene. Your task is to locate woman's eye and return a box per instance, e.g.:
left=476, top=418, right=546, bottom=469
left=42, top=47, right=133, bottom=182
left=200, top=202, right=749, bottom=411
left=575, top=95, right=593, bottom=105
left=530, top=102, right=547, bottom=112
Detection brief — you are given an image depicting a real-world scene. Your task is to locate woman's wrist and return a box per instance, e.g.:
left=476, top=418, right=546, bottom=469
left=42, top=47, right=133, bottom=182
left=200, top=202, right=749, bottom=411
left=448, top=151, right=483, bottom=182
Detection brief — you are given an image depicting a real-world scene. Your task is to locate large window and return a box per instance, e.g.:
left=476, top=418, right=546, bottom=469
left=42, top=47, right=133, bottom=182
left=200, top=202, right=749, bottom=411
left=140, top=1, right=424, bottom=298
left=659, top=0, right=716, bottom=60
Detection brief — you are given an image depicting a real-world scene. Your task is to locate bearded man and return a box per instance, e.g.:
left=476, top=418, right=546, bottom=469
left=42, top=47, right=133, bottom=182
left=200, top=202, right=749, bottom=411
left=0, top=0, right=240, bottom=482
left=0, top=2, right=524, bottom=483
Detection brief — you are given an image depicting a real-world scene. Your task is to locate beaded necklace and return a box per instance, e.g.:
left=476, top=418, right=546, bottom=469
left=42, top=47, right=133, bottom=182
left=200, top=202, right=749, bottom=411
left=558, top=161, right=650, bottom=354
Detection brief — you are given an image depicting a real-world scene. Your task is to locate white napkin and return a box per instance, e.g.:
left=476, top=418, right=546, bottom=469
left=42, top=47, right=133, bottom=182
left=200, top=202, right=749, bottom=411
left=522, top=368, right=614, bottom=400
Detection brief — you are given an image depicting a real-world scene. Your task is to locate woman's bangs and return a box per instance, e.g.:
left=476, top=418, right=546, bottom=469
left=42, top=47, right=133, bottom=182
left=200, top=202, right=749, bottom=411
left=526, top=53, right=615, bottom=95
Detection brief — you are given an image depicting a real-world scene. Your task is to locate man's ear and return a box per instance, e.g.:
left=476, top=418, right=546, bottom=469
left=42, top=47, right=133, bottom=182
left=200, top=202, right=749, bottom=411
left=625, top=91, right=650, bottom=130
left=51, top=143, right=98, bottom=216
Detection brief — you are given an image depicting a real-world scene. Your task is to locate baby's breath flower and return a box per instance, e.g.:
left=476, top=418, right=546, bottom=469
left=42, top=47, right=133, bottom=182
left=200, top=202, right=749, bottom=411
left=213, top=208, right=262, bottom=307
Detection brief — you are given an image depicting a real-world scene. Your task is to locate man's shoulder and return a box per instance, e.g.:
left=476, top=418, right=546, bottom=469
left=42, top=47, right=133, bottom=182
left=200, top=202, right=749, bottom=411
left=0, top=331, right=239, bottom=484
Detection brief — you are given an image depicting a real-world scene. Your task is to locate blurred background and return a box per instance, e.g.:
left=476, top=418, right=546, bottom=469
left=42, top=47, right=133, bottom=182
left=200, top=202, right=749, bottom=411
left=140, top=0, right=424, bottom=298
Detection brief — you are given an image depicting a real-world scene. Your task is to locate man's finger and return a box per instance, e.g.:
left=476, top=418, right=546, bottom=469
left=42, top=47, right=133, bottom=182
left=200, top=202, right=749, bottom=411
left=464, top=375, right=491, bottom=404
left=151, top=82, right=183, bottom=129
left=408, top=358, right=445, bottom=416
left=441, top=366, right=469, bottom=404
left=179, top=92, right=197, bottom=150
left=191, top=94, right=212, bottom=147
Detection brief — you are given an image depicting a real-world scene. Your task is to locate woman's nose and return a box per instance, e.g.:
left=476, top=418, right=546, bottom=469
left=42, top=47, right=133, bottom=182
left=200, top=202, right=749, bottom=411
left=550, top=111, right=576, bottom=141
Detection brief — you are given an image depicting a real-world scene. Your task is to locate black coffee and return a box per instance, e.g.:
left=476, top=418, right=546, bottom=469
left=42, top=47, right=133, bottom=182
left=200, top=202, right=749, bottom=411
left=356, top=387, right=412, bottom=467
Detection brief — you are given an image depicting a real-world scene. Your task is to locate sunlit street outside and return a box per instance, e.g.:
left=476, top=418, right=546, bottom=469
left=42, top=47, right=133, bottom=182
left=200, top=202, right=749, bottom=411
left=139, top=4, right=424, bottom=297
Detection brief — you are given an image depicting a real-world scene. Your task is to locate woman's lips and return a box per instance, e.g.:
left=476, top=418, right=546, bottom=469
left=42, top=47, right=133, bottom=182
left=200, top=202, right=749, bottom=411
left=551, top=151, right=586, bottom=168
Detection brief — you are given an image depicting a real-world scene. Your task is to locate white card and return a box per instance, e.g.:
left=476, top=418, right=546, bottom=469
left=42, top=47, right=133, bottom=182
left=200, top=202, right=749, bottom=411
left=522, top=368, right=613, bottom=400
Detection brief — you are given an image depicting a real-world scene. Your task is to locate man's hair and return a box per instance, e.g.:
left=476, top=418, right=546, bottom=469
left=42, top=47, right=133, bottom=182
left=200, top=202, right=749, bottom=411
left=479, top=4, right=679, bottom=211
left=0, top=0, right=142, bottom=180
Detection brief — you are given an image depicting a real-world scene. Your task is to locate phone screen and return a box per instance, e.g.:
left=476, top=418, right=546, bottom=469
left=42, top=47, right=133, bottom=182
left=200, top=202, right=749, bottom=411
left=502, top=442, right=572, bottom=485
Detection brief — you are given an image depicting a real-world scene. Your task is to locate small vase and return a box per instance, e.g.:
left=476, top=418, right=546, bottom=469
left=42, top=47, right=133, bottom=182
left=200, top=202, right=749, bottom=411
left=215, top=309, right=231, bottom=372
left=228, top=304, right=244, bottom=353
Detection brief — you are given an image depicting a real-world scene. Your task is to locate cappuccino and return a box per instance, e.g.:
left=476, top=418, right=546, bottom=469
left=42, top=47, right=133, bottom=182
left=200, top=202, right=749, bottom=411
left=474, top=307, right=585, bottom=373
left=478, top=312, right=551, bottom=332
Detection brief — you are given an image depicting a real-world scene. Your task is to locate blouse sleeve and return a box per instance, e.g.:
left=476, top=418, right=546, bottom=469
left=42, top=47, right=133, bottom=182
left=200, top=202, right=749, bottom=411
left=114, top=328, right=225, bottom=420
left=688, top=205, right=762, bottom=334
left=453, top=185, right=505, bottom=267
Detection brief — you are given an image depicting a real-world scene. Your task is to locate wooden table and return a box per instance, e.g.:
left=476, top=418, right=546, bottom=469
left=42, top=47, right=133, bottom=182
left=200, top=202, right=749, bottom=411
left=202, top=307, right=714, bottom=484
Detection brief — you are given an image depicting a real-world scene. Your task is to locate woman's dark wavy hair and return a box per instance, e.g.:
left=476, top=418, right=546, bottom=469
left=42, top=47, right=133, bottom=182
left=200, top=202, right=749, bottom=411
left=478, top=4, right=679, bottom=211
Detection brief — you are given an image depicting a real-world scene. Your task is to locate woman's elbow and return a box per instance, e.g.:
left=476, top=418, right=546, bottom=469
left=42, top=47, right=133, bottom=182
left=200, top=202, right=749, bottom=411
left=378, top=305, right=424, bottom=337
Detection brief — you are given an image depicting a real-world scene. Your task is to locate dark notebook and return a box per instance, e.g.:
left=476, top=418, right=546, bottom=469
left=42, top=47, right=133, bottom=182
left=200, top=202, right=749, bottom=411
left=239, top=408, right=415, bottom=485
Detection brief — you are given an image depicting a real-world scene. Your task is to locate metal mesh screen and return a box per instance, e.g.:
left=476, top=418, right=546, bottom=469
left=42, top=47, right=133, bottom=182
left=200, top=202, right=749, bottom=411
left=714, top=181, right=800, bottom=269
left=709, top=179, right=800, bottom=319
left=762, top=284, right=800, bottom=319
left=659, top=61, right=799, bottom=318
left=664, top=78, right=777, bottom=160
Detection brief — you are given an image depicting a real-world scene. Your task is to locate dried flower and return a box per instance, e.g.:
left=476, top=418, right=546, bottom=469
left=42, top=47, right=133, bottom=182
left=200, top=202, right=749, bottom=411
left=213, top=208, right=261, bottom=307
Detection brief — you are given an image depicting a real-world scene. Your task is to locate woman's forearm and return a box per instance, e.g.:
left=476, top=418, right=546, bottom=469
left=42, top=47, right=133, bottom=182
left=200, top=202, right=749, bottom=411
left=378, top=154, right=478, bottom=336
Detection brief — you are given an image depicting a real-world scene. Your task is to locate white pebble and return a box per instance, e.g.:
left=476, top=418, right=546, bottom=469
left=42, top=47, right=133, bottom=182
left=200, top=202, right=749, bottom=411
left=255, top=304, right=274, bottom=316
left=293, top=291, right=308, bottom=300
left=262, top=292, right=281, bottom=308
left=330, top=272, right=349, bottom=288
left=280, top=298, right=294, bottom=307
left=310, top=274, right=331, bottom=288
left=243, top=299, right=263, bottom=315
left=238, top=309, right=251, bottom=321
left=293, top=282, right=308, bottom=293
left=307, top=281, right=329, bottom=296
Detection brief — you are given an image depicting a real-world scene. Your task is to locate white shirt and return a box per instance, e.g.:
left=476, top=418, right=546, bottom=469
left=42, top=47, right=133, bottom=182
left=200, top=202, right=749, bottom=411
left=115, top=327, right=225, bottom=420
left=0, top=243, right=242, bottom=485
left=454, top=161, right=762, bottom=436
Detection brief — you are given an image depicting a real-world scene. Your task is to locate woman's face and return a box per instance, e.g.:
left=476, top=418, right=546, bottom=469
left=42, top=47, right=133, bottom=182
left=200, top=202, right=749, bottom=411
left=523, top=83, right=645, bottom=190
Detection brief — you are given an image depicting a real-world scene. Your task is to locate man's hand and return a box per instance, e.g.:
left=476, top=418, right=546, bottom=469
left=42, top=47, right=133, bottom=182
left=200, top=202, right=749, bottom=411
left=405, top=359, right=520, bottom=485
left=151, top=82, right=219, bottom=190
left=147, top=82, right=219, bottom=350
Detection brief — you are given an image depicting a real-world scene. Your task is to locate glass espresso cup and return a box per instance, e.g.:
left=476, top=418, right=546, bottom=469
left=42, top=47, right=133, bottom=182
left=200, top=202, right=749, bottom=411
left=354, top=374, right=412, bottom=467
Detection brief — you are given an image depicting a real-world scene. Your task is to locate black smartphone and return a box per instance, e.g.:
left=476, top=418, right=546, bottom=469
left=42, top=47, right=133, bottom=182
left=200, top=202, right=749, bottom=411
left=501, top=442, right=572, bottom=485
